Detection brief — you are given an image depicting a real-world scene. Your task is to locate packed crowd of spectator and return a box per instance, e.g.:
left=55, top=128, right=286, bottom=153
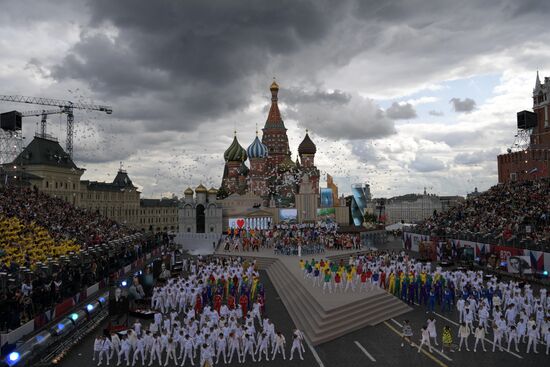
left=0, top=233, right=167, bottom=332
left=0, top=215, right=79, bottom=271
left=0, top=185, right=168, bottom=332
left=415, top=179, right=550, bottom=250
left=0, top=186, right=136, bottom=253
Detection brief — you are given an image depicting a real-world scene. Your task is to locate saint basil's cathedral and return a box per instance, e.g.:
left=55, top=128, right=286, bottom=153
left=219, top=81, right=320, bottom=207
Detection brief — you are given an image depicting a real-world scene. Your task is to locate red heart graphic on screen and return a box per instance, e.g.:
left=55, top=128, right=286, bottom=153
left=236, top=219, right=245, bottom=228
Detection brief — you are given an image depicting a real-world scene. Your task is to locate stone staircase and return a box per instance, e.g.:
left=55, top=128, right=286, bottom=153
left=213, top=252, right=412, bottom=345
left=266, top=259, right=412, bottom=346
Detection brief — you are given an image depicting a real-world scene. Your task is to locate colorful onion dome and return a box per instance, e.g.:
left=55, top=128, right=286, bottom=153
left=195, top=183, right=207, bottom=193
left=247, top=136, right=268, bottom=158
left=224, top=134, right=248, bottom=162
left=298, top=130, right=316, bottom=155
left=184, top=187, right=194, bottom=195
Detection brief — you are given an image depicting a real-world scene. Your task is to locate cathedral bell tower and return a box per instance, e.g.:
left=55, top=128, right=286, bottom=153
left=261, top=80, right=291, bottom=171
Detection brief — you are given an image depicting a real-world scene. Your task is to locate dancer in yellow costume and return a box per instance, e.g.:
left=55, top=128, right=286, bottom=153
left=388, top=272, right=396, bottom=294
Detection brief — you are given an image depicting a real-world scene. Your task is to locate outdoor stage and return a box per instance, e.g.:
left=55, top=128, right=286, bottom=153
left=214, top=247, right=412, bottom=345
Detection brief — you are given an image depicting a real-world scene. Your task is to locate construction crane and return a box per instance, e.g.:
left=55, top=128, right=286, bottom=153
left=0, top=95, right=113, bottom=158
left=20, top=108, right=67, bottom=137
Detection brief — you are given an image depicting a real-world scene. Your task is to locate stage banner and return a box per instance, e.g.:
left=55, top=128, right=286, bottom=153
left=320, top=188, right=334, bottom=208
left=73, top=289, right=87, bottom=304
left=402, top=232, right=427, bottom=252
left=279, top=209, right=298, bottom=224
left=316, top=207, right=336, bottom=222
left=523, top=249, right=545, bottom=273
left=34, top=310, right=51, bottom=329
left=545, top=252, right=550, bottom=273
left=87, top=283, right=100, bottom=296
left=492, top=245, right=524, bottom=264
left=455, top=240, right=476, bottom=249
left=54, top=297, right=76, bottom=320
left=475, top=243, right=491, bottom=256
left=507, top=256, right=532, bottom=274
left=228, top=217, right=246, bottom=229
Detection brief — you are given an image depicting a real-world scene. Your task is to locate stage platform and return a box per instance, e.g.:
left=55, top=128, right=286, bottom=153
left=214, top=247, right=412, bottom=345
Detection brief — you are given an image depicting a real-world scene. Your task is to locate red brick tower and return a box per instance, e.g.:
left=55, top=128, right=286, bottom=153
left=221, top=132, right=248, bottom=194
left=247, top=131, right=269, bottom=196
left=531, top=71, right=550, bottom=147
left=262, top=80, right=291, bottom=172
left=497, top=72, right=550, bottom=182
left=298, top=129, right=320, bottom=193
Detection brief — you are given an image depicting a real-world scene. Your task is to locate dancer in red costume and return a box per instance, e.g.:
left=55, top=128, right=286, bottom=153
left=228, top=294, right=236, bottom=310
left=239, top=294, right=249, bottom=318
left=213, top=293, right=222, bottom=314
left=195, top=294, right=203, bottom=314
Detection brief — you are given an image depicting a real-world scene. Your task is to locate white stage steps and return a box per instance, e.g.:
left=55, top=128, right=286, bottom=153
left=213, top=252, right=412, bottom=345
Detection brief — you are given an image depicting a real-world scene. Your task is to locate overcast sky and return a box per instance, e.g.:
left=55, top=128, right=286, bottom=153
left=1, top=0, right=549, bottom=198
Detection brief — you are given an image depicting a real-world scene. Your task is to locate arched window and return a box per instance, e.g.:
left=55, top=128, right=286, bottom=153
left=196, top=204, right=205, bottom=233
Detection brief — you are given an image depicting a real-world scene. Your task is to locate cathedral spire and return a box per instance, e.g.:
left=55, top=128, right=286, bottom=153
left=264, top=79, right=285, bottom=129
left=536, top=70, right=542, bottom=89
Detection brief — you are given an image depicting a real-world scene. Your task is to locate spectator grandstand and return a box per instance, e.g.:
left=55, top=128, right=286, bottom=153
left=413, top=178, right=550, bottom=251
left=0, top=186, right=136, bottom=251
left=0, top=185, right=168, bottom=332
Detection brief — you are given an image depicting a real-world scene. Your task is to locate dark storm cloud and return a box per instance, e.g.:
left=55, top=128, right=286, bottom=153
left=449, top=98, right=476, bottom=113
left=385, top=102, right=417, bottom=120
left=284, top=88, right=352, bottom=105
left=53, top=34, right=170, bottom=95
left=52, top=0, right=349, bottom=133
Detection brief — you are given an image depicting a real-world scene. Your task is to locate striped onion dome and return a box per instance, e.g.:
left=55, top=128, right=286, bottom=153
left=247, top=136, right=268, bottom=158
left=224, top=135, right=248, bottom=162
